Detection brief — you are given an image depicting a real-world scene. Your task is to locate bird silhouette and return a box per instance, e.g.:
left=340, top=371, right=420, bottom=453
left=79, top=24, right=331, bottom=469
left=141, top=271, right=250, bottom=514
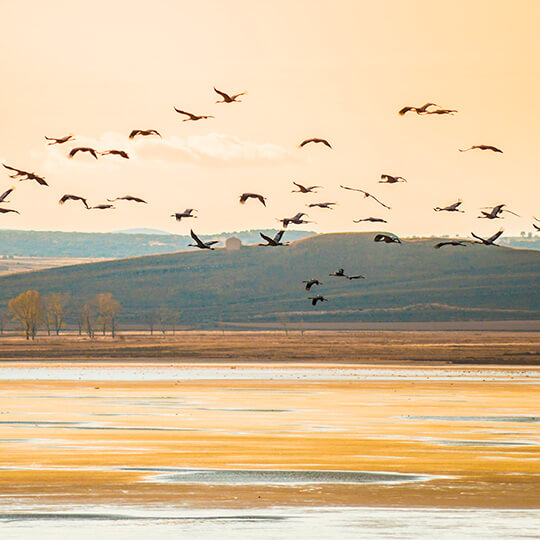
left=471, top=230, right=504, bottom=246
left=340, top=185, right=391, bottom=209
left=107, top=196, right=147, bottom=204
left=478, top=204, right=519, bottom=219
left=374, top=233, right=401, bottom=244
left=380, top=174, right=407, bottom=184
left=214, top=87, right=247, bottom=103
left=239, top=193, right=266, bottom=206
left=129, top=129, right=161, bottom=139
left=59, top=194, right=89, bottom=208
left=44, top=134, right=74, bottom=145
left=69, top=147, right=98, bottom=159
left=173, top=108, right=214, bottom=121
left=258, top=230, right=288, bottom=247
left=459, top=145, right=503, bottom=153
left=307, top=202, right=336, bottom=209
left=0, top=207, right=19, bottom=215
left=298, top=138, right=332, bottom=149
left=303, top=279, right=322, bottom=291
left=398, top=103, right=440, bottom=115
left=347, top=274, right=366, bottom=280
left=278, top=212, right=312, bottom=228
left=188, top=229, right=219, bottom=250
left=171, top=209, right=198, bottom=221
left=434, top=241, right=467, bottom=248
left=88, top=204, right=115, bottom=210
left=292, top=182, right=322, bottom=194
left=3, top=164, right=48, bottom=185
left=434, top=201, right=464, bottom=212
left=100, top=150, right=129, bottom=159
left=329, top=268, right=346, bottom=277
left=353, top=217, right=387, bottom=223
left=309, top=295, right=328, bottom=306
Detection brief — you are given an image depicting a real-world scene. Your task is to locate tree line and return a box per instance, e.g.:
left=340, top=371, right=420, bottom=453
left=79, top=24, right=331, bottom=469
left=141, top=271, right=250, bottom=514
left=4, top=290, right=120, bottom=340
left=0, top=290, right=184, bottom=339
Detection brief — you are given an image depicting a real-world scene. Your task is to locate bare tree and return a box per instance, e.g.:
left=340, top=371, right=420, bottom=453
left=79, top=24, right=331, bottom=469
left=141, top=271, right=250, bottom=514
left=9, top=290, right=44, bottom=340
left=44, top=293, right=70, bottom=336
left=95, top=293, right=121, bottom=338
left=143, top=309, right=159, bottom=335
left=81, top=302, right=95, bottom=338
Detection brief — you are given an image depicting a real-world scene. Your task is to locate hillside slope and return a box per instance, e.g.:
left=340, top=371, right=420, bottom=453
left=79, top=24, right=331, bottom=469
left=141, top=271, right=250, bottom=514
left=0, top=233, right=538, bottom=325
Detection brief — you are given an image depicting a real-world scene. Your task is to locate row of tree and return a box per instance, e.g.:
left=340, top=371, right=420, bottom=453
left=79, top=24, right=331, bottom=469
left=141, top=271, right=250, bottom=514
left=0, top=290, right=186, bottom=339
left=5, top=290, right=120, bottom=340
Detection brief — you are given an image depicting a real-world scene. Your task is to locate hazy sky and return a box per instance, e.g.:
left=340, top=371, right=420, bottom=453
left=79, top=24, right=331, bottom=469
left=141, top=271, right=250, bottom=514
left=1, top=0, right=539, bottom=236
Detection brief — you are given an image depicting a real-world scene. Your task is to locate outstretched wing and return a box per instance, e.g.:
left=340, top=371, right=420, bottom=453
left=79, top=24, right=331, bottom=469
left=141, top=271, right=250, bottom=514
left=470, top=232, right=485, bottom=243
left=2, top=163, right=22, bottom=174
left=0, top=187, right=14, bottom=203
left=487, top=229, right=504, bottom=244
left=259, top=232, right=273, bottom=244
left=190, top=229, right=205, bottom=247
left=213, top=87, right=231, bottom=100
left=174, top=108, right=193, bottom=118
left=273, top=230, right=285, bottom=243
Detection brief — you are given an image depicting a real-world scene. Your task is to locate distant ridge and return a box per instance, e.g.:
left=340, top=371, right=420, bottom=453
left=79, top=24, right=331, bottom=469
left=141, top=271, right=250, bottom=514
left=114, top=228, right=172, bottom=235
left=0, top=229, right=316, bottom=258
left=0, top=232, right=538, bottom=325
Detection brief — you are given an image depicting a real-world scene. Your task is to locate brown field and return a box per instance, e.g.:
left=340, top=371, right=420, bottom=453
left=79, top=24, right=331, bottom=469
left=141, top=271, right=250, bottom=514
left=0, top=332, right=539, bottom=511
left=0, top=330, right=539, bottom=364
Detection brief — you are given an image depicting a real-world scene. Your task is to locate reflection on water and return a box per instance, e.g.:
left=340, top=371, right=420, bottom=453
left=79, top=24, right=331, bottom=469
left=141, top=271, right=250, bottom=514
left=0, top=506, right=538, bottom=540
left=126, top=467, right=430, bottom=485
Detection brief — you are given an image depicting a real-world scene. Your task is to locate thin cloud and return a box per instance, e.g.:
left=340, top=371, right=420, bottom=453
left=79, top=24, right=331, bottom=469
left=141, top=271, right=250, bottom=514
left=133, top=132, right=296, bottom=167
left=41, top=132, right=295, bottom=171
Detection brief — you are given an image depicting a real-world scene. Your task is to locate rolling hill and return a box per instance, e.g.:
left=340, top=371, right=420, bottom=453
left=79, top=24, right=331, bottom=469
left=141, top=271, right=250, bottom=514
left=0, top=232, right=538, bottom=326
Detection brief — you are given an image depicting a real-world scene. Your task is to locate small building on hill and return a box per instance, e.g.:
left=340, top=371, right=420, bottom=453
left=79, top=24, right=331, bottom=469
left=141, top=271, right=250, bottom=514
left=225, top=237, right=242, bottom=251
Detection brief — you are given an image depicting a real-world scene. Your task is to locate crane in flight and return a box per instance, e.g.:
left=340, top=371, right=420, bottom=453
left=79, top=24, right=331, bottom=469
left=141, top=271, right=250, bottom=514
left=258, top=230, right=288, bottom=247
left=129, top=129, right=161, bottom=139
left=380, top=174, right=406, bottom=184
left=107, top=196, right=147, bottom=204
left=214, top=87, right=247, bottom=103
left=459, top=145, right=503, bottom=153
left=298, top=138, right=332, bottom=149
left=471, top=230, right=504, bottom=246
left=173, top=108, right=214, bottom=121
left=69, top=147, right=98, bottom=159
left=308, top=295, right=328, bottom=306
left=303, top=279, right=322, bottom=291
left=278, top=212, right=312, bottom=228
left=340, top=185, right=391, bottom=210
left=171, top=209, right=198, bottom=221
left=478, top=204, right=519, bottom=219
left=59, top=194, right=89, bottom=208
left=292, top=182, right=322, bottom=194
left=100, top=150, right=129, bottom=159
left=398, top=102, right=440, bottom=115
left=434, top=240, right=467, bottom=248
left=44, top=134, right=74, bottom=145
left=239, top=193, right=266, bottom=206
left=353, top=217, right=387, bottom=223
left=188, top=229, right=219, bottom=250
left=434, top=201, right=464, bottom=212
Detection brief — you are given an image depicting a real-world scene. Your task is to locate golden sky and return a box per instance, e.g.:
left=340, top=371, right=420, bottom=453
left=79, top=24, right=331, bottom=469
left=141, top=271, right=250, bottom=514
left=1, top=0, right=539, bottom=236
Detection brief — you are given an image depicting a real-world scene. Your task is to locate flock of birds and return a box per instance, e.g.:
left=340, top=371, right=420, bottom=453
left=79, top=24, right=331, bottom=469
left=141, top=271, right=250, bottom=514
left=1, top=93, right=539, bottom=308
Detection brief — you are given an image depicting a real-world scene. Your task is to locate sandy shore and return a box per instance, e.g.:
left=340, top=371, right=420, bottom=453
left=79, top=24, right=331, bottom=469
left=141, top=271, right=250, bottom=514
left=0, top=360, right=539, bottom=510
